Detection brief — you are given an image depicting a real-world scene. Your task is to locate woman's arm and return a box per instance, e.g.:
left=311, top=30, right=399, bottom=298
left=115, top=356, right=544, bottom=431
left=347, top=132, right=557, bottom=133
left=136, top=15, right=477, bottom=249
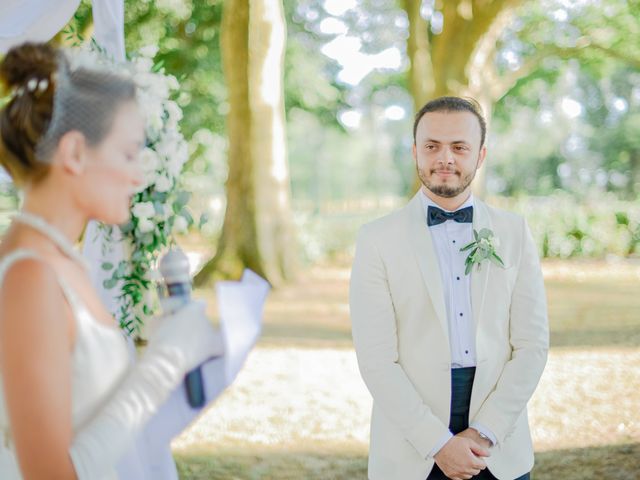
left=0, top=258, right=77, bottom=480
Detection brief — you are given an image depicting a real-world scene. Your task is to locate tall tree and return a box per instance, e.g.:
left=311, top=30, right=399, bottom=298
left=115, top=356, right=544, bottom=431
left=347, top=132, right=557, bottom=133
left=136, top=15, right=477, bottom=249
left=194, top=0, right=294, bottom=286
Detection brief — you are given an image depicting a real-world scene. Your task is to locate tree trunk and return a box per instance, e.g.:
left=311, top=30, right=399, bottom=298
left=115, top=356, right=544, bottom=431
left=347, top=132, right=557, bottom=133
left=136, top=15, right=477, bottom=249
left=249, top=0, right=295, bottom=285
left=194, top=0, right=294, bottom=287
left=403, top=0, right=434, bottom=111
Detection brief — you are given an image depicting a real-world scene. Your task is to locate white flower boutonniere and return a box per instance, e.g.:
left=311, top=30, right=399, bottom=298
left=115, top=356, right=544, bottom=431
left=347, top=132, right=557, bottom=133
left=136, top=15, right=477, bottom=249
left=460, top=228, right=505, bottom=275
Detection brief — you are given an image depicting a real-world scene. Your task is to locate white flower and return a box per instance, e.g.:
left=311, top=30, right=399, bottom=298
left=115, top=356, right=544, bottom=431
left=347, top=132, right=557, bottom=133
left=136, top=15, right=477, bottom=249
left=173, top=215, right=189, bottom=234
left=138, top=218, right=156, bottom=233
left=166, top=75, right=180, bottom=91
left=134, top=57, right=154, bottom=73
left=154, top=137, right=176, bottom=160
left=139, top=45, right=159, bottom=58
left=165, top=100, right=183, bottom=128
left=148, top=115, right=164, bottom=136
left=166, top=157, right=183, bottom=179
left=162, top=204, right=173, bottom=220
left=140, top=148, right=160, bottom=176
left=132, top=201, right=155, bottom=220
left=154, top=174, right=172, bottom=193
left=136, top=74, right=170, bottom=107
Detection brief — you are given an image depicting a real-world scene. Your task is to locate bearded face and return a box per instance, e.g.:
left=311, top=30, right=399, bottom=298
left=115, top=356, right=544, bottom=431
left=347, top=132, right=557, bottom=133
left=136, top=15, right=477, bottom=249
left=413, top=110, right=485, bottom=201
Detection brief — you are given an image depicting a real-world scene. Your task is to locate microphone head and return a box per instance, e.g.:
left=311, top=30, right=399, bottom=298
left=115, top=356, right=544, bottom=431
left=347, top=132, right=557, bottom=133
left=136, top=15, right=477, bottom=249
left=158, top=247, right=191, bottom=285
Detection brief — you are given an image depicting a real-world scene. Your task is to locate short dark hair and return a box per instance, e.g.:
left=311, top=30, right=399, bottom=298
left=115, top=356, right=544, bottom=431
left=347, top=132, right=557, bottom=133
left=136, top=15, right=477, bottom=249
left=413, top=96, right=487, bottom=147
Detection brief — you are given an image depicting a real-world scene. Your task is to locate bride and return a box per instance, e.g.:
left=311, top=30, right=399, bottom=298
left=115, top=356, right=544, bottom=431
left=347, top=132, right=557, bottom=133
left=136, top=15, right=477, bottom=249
left=0, top=42, right=222, bottom=479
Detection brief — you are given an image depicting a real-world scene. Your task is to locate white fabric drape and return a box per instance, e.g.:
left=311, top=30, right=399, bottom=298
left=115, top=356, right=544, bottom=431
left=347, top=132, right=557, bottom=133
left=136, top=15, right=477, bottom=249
left=92, top=0, right=125, bottom=60
left=0, top=0, right=80, bottom=53
left=81, top=0, right=127, bottom=318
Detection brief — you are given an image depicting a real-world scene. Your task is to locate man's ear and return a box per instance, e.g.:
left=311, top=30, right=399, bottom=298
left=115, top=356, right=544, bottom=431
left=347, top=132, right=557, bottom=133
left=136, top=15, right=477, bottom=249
left=412, top=143, right=417, bottom=162
left=56, top=131, right=87, bottom=176
left=476, top=145, right=487, bottom=170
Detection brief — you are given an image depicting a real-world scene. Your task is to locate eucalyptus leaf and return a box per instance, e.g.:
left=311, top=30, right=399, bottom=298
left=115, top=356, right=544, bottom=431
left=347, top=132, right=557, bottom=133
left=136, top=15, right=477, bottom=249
left=491, top=252, right=505, bottom=267
left=459, top=242, right=476, bottom=252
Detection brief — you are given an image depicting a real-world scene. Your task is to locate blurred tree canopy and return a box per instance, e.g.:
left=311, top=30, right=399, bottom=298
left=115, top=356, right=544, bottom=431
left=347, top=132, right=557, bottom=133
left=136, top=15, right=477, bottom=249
left=490, top=0, right=640, bottom=197
left=32, top=0, right=640, bottom=205
left=293, top=0, right=640, bottom=199
left=44, top=0, right=639, bottom=270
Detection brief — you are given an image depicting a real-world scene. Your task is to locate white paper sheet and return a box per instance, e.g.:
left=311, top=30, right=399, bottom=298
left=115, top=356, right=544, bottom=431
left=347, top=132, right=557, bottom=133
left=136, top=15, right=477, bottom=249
left=116, top=269, right=270, bottom=479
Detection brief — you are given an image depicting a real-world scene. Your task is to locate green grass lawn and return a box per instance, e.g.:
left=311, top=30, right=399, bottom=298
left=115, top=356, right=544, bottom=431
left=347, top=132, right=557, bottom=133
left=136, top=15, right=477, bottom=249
left=176, top=260, right=640, bottom=479
left=175, top=443, right=640, bottom=480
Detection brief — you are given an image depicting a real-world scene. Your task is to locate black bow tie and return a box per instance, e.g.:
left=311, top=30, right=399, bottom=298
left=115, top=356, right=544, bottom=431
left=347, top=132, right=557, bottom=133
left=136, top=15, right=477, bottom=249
left=427, top=205, right=474, bottom=227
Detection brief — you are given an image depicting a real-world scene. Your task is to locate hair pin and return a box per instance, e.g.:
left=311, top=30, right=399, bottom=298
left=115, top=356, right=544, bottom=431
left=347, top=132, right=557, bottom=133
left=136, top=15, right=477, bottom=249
left=27, top=78, right=38, bottom=92
left=37, top=78, right=49, bottom=93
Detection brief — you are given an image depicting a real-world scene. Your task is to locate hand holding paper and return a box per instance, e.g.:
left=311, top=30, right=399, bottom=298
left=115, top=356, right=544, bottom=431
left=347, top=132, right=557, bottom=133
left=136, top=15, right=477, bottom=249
left=117, top=269, right=270, bottom=480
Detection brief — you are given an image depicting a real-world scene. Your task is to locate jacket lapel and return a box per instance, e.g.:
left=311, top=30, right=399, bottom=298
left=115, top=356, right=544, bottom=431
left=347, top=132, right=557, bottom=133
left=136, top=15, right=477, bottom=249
left=471, top=199, right=492, bottom=328
left=406, top=193, right=448, bottom=340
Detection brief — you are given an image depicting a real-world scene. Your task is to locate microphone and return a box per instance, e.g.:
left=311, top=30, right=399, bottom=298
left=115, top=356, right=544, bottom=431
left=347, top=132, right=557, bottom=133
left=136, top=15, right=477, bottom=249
left=158, top=247, right=205, bottom=408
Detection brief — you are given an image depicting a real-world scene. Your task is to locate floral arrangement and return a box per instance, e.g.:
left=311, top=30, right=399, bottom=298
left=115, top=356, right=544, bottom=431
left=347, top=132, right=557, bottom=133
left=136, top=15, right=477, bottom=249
left=460, top=228, right=505, bottom=275
left=91, top=44, right=195, bottom=336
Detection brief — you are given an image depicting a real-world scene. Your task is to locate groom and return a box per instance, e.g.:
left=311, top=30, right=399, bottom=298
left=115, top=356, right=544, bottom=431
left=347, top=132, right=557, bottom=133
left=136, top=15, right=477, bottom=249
left=350, top=97, right=548, bottom=480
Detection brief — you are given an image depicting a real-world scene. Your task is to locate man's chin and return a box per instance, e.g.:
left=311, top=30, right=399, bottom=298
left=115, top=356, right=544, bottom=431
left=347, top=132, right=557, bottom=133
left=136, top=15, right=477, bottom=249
left=424, top=182, right=463, bottom=198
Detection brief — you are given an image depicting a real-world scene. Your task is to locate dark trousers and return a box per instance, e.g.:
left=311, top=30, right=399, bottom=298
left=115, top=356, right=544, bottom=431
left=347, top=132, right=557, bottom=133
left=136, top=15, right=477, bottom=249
left=426, top=367, right=530, bottom=480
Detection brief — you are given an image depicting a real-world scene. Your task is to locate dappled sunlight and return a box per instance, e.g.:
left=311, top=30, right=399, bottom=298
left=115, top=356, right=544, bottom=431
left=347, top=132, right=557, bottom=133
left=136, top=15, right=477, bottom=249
left=542, top=259, right=640, bottom=281
left=172, top=347, right=640, bottom=455
left=530, top=349, right=640, bottom=451
left=172, top=348, right=372, bottom=450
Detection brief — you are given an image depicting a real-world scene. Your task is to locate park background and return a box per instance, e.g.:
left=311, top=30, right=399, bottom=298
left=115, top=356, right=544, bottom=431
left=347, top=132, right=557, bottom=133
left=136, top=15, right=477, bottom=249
left=1, top=0, right=639, bottom=478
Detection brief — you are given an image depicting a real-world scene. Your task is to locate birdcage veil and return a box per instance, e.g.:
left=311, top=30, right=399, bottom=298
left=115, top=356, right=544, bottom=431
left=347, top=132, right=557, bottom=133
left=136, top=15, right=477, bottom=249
left=34, top=47, right=137, bottom=162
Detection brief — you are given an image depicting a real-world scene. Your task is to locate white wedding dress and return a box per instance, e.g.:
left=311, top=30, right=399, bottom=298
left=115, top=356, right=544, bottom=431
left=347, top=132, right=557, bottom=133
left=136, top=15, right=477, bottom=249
left=0, top=249, right=130, bottom=479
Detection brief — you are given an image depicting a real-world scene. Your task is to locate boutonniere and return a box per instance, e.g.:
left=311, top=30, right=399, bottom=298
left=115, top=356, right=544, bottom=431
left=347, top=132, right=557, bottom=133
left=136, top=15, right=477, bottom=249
left=460, top=228, right=505, bottom=275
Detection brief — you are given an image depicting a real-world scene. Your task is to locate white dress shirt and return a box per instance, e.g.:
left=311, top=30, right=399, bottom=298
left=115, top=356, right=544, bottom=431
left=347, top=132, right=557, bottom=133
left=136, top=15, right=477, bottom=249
left=420, top=192, right=497, bottom=456
left=421, top=193, right=476, bottom=368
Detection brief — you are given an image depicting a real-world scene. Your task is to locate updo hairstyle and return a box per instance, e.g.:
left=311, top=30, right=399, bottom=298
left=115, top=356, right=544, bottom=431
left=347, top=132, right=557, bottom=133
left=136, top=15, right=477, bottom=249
left=0, top=42, right=137, bottom=186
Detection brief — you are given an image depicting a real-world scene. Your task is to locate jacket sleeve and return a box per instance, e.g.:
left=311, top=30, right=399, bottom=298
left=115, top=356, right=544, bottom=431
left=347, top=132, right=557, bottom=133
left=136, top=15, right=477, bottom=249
left=471, top=218, right=549, bottom=444
left=350, top=226, right=450, bottom=459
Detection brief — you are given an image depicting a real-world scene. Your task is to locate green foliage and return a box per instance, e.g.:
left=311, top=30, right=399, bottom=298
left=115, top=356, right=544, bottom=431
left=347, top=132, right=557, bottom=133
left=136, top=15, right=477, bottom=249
left=491, top=0, right=640, bottom=198
left=295, top=194, right=639, bottom=264
left=494, top=193, right=640, bottom=259
left=124, top=0, right=226, bottom=141
left=615, top=211, right=640, bottom=255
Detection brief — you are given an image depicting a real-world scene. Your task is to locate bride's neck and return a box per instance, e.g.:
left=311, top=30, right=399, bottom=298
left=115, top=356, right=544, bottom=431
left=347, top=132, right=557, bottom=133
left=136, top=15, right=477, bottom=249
left=21, top=183, right=87, bottom=245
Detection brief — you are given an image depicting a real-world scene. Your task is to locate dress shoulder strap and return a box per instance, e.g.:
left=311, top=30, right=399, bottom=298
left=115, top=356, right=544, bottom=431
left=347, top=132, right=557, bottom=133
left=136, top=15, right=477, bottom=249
left=0, top=249, right=83, bottom=316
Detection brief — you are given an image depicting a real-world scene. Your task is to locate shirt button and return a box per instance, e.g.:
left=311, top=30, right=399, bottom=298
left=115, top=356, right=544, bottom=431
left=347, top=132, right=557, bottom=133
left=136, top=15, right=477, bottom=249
left=456, top=276, right=460, bottom=280
left=465, top=350, right=469, bottom=354
left=452, top=240, right=456, bottom=244
left=459, top=313, right=463, bottom=317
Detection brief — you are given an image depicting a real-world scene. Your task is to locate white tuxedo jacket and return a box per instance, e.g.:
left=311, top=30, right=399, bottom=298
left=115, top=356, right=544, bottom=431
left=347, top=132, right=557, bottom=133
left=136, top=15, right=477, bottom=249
left=350, top=193, right=549, bottom=480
